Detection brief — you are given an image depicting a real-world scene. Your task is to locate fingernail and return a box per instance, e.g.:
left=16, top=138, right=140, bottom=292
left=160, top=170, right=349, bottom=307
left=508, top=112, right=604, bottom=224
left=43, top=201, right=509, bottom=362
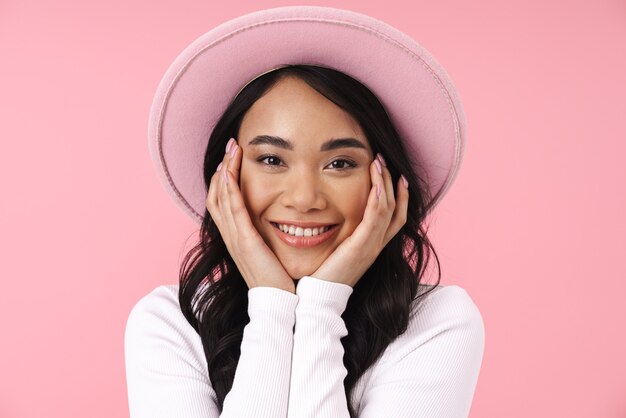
left=374, top=159, right=382, bottom=174
left=229, top=143, right=238, bottom=158
left=376, top=183, right=381, bottom=198
left=401, top=174, right=408, bottom=188
left=216, top=162, right=223, bottom=172
left=225, top=138, right=234, bottom=153
left=377, top=153, right=387, bottom=167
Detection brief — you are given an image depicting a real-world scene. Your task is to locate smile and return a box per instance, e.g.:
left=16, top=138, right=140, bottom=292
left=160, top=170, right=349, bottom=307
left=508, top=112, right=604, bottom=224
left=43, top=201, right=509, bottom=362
left=270, top=222, right=339, bottom=248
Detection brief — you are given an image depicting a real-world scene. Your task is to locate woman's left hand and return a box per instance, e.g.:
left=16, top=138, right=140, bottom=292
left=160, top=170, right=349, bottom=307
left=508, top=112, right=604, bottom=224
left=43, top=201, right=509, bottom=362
left=310, top=154, right=409, bottom=288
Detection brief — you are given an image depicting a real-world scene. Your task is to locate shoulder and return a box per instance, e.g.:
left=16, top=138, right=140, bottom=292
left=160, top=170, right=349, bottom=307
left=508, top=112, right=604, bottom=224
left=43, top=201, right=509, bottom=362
left=125, top=284, right=183, bottom=330
left=413, top=283, right=485, bottom=344
left=379, top=283, right=485, bottom=366
left=413, top=284, right=484, bottom=329
left=352, top=285, right=485, bottom=416
left=130, top=283, right=180, bottom=308
left=124, top=285, right=217, bottom=414
left=124, top=284, right=207, bottom=370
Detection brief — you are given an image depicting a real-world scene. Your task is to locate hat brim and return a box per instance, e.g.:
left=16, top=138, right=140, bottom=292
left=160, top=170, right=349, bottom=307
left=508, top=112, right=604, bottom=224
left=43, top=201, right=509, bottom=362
left=148, top=6, right=466, bottom=224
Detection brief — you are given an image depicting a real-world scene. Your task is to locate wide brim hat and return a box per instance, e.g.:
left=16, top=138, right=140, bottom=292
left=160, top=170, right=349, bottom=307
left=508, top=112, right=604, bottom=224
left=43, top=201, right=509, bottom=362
left=148, top=5, right=467, bottom=225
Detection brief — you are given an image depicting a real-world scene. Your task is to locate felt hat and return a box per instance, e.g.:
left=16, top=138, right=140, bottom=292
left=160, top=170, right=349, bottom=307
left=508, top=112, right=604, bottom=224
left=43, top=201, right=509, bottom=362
left=148, top=5, right=467, bottom=224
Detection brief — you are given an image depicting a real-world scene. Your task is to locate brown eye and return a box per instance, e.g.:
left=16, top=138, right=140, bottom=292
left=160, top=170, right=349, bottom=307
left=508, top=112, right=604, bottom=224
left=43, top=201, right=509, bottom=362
left=326, top=159, right=356, bottom=170
left=258, top=155, right=283, bottom=166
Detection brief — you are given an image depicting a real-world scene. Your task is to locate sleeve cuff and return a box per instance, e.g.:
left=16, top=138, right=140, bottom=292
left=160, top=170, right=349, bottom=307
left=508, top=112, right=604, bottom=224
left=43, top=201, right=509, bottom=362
left=295, top=275, right=353, bottom=314
left=247, top=286, right=299, bottom=322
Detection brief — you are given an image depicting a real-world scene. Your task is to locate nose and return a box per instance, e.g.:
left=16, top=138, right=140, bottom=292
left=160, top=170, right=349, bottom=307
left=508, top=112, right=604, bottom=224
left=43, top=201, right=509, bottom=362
left=279, top=170, right=327, bottom=213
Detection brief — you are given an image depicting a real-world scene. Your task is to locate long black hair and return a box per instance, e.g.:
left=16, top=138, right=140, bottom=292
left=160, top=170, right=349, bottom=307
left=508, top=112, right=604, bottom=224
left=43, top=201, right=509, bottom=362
left=178, top=64, right=441, bottom=416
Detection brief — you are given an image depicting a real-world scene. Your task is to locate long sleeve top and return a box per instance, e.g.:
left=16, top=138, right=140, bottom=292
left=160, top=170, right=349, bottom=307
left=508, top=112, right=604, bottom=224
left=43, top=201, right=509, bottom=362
left=124, top=276, right=485, bottom=417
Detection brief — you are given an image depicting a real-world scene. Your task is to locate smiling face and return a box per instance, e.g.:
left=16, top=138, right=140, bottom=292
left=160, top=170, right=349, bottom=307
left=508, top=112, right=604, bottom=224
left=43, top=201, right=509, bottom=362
left=237, top=75, right=374, bottom=279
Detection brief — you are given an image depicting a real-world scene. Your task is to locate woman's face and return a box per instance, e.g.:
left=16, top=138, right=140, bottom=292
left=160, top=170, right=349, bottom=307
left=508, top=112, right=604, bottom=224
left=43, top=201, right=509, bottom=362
left=238, top=76, right=374, bottom=279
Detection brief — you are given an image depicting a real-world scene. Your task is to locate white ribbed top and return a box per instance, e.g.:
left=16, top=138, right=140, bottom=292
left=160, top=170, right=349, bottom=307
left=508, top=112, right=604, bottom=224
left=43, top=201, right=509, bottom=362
left=124, top=276, right=484, bottom=417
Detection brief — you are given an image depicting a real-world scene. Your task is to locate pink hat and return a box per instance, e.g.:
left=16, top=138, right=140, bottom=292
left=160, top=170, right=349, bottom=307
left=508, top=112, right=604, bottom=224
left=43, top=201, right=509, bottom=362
left=148, top=5, right=466, bottom=224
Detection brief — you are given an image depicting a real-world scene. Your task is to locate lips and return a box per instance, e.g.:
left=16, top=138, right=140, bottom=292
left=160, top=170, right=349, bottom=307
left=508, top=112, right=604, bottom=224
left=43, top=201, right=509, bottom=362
left=273, top=223, right=332, bottom=237
left=270, top=221, right=339, bottom=248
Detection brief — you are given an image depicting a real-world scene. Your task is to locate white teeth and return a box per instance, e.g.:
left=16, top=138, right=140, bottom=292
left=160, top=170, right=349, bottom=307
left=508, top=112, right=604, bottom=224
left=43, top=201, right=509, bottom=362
left=276, top=223, right=331, bottom=237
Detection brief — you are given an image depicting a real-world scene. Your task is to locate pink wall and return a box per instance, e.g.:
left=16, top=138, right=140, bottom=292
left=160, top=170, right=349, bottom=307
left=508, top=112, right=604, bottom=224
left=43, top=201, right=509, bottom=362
left=1, top=0, right=625, bottom=417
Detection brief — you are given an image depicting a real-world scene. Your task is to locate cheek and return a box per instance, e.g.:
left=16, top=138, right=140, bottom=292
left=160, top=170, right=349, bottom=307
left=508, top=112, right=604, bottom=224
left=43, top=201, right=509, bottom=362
left=332, top=174, right=371, bottom=229
left=239, top=162, right=272, bottom=223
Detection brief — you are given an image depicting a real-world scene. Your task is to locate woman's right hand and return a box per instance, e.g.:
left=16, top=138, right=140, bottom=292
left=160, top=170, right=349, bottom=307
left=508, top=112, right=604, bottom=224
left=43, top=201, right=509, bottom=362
left=206, top=138, right=296, bottom=294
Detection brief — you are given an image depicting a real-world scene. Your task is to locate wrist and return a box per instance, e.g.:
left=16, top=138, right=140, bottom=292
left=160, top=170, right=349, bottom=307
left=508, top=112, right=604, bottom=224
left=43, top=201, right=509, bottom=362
left=250, top=282, right=296, bottom=294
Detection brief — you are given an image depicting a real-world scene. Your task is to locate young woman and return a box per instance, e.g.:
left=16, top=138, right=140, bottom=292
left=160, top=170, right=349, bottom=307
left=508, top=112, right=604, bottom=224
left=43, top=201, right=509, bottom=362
left=125, top=7, right=484, bottom=418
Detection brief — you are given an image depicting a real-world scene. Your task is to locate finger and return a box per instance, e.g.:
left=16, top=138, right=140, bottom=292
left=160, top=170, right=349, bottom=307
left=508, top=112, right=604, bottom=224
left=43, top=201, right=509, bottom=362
left=216, top=136, right=238, bottom=202
left=376, top=154, right=395, bottom=209
left=207, top=138, right=235, bottom=224
left=218, top=141, right=250, bottom=238
left=352, top=160, right=386, bottom=239
left=222, top=167, right=260, bottom=242
left=371, top=156, right=391, bottom=219
left=384, top=175, right=409, bottom=245
left=207, top=164, right=227, bottom=223
left=207, top=168, right=222, bottom=223
left=226, top=139, right=242, bottom=184
left=364, top=157, right=397, bottom=245
left=215, top=137, right=235, bottom=174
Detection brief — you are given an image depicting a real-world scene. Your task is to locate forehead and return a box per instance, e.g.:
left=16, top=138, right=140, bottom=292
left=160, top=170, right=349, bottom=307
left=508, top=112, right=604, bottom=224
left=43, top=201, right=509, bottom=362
left=238, top=76, right=370, bottom=150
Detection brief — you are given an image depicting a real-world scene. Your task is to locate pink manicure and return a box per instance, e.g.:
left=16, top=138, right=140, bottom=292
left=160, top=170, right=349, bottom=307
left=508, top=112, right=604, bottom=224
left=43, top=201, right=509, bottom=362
left=225, top=138, right=234, bottom=153
left=216, top=162, right=223, bottom=172
left=376, top=153, right=387, bottom=167
left=401, top=174, right=408, bottom=188
left=229, top=143, right=238, bottom=158
left=374, top=159, right=382, bottom=174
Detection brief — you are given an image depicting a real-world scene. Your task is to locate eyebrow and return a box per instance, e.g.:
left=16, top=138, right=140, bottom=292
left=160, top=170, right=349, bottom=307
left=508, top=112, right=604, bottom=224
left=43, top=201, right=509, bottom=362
left=248, top=135, right=368, bottom=151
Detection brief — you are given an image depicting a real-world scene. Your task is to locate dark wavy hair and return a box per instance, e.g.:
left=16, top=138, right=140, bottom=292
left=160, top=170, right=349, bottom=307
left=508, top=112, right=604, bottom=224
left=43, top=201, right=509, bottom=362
left=178, top=64, right=441, bottom=416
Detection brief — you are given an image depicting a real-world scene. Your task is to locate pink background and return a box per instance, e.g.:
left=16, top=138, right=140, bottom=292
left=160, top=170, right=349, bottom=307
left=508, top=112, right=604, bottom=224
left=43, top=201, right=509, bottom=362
left=1, top=0, right=625, bottom=417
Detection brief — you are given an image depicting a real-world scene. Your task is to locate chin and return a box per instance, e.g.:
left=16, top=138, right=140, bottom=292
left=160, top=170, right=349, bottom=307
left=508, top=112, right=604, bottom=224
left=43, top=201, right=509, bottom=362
left=279, top=256, right=321, bottom=280
left=284, top=265, right=316, bottom=280
left=269, top=242, right=336, bottom=280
